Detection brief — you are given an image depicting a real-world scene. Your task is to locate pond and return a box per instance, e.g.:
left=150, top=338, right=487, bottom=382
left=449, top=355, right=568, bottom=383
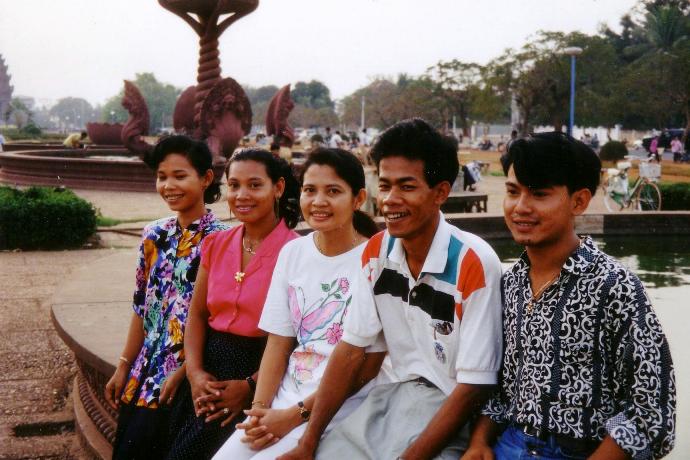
left=492, top=235, right=690, bottom=459
left=492, top=235, right=690, bottom=289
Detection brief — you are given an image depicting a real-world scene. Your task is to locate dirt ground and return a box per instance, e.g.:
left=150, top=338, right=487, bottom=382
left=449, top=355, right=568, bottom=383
left=0, top=249, right=115, bottom=459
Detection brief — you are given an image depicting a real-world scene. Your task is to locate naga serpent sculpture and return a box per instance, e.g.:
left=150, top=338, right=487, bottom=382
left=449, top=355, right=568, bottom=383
left=122, top=1, right=295, bottom=162
left=265, top=84, right=295, bottom=147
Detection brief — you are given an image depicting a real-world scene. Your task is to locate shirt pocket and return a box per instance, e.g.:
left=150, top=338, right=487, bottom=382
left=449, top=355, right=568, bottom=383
left=430, top=319, right=459, bottom=377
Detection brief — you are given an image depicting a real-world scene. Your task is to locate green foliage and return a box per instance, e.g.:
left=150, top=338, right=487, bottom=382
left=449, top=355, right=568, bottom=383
left=4, top=97, right=33, bottom=129
left=0, top=186, right=97, bottom=250
left=20, top=123, right=42, bottom=137
left=599, top=141, right=629, bottom=161
left=95, top=215, right=122, bottom=227
left=101, top=73, right=181, bottom=130
left=292, top=81, right=334, bottom=109
left=658, top=182, right=690, bottom=209
left=340, top=75, right=444, bottom=129
left=49, top=97, right=97, bottom=126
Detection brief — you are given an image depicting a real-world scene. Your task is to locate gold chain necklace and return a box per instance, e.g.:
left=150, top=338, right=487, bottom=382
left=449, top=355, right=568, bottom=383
left=235, top=235, right=263, bottom=283
left=242, top=236, right=258, bottom=255
left=314, top=231, right=358, bottom=256
left=526, top=272, right=560, bottom=314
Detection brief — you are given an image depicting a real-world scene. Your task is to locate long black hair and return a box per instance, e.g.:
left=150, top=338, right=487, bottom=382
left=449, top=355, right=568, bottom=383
left=148, top=135, right=221, bottom=204
left=227, top=149, right=300, bottom=229
left=300, top=148, right=379, bottom=238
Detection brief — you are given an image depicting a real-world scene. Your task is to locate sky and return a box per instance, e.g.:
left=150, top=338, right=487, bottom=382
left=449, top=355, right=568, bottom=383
left=0, top=0, right=639, bottom=108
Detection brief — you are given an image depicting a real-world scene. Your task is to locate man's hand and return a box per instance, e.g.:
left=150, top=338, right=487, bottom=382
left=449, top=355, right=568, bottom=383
left=276, top=439, right=317, bottom=460
left=460, top=445, right=494, bottom=460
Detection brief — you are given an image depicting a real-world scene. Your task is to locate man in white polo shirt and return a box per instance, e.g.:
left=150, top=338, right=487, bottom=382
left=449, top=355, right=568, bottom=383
left=279, top=118, right=503, bottom=460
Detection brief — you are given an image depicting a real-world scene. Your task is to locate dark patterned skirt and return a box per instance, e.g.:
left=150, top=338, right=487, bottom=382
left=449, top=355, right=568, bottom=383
left=112, top=403, right=172, bottom=460
left=166, top=328, right=266, bottom=460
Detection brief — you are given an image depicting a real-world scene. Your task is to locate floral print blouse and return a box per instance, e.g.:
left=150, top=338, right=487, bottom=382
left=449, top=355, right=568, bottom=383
left=121, top=212, right=228, bottom=408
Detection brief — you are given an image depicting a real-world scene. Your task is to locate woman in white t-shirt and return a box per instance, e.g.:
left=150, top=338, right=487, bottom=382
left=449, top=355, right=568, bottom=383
left=212, top=148, right=387, bottom=459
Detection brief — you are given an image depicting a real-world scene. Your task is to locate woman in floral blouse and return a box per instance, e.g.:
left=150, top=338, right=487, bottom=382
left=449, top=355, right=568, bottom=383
left=166, top=149, right=301, bottom=459
left=104, top=135, right=228, bottom=459
left=212, top=148, right=388, bottom=459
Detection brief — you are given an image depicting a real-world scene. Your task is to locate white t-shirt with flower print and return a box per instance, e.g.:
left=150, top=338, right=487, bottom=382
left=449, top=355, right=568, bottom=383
left=258, top=233, right=386, bottom=438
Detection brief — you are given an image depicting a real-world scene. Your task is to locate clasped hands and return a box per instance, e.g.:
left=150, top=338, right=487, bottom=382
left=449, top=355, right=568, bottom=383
left=190, top=371, right=251, bottom=426
left=236, top=405, right=304, bottom=451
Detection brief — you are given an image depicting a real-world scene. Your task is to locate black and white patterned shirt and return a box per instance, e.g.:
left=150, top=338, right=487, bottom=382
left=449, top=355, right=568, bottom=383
left=483, top=237, right=676, bottom=459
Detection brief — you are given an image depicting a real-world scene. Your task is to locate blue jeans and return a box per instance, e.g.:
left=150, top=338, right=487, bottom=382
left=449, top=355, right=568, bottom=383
left=494, top=426, right=595, bottom=460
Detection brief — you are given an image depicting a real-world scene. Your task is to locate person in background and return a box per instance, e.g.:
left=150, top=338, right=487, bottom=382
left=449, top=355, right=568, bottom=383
left=328, top=131, right=344, bottom=149
left=270, top=143, right=281, bottom=159
left=167, top=149, right=300, bottom=459
left=63, top=131, right=87, bottom=148
left=463, top=132, right=675, bottom=460
left=105, top=135, right=228, bottom=459
left=0, top=131, right=6, bottom=151
left=649, top=136, right=660, bottom=162
left=671, top=136, right=683, bottom=163
left=213, top=148, right=386, bottom=459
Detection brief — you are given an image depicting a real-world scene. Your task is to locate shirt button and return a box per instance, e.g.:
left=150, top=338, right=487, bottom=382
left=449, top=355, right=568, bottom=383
left=411, top=291, right=417, bottom=298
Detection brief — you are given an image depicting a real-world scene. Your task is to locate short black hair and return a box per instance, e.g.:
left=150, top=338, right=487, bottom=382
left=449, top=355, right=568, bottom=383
left=370, top=118, right=459, bottom=188
left=502, top=131, right=600, bottom=195
left=148, top=135, right=221, bottom=204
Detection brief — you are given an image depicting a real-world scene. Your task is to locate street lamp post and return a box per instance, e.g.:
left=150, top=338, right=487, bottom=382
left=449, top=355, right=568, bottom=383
left=563, top=46, right=583, bottom=137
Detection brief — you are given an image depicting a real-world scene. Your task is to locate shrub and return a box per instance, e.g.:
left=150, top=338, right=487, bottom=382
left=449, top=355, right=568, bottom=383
left=20, top=123, right=43, bottom=137
left=599, top=141, right=628, bottom=162
left=0, top=186, right=97, bottom=250
left=659, top=182, right=690, bottom=210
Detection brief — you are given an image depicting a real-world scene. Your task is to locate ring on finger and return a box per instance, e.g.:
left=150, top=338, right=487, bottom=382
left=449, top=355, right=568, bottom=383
left=223, top=407, right=230, bottom=415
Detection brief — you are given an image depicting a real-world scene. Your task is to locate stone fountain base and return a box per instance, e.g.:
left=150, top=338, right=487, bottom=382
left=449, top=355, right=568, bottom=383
left=0, top=149, right=155, bottom=192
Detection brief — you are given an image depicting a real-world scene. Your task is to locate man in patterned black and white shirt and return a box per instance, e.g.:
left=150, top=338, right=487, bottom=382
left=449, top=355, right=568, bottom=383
left=463, top=132, right=676, bottom=460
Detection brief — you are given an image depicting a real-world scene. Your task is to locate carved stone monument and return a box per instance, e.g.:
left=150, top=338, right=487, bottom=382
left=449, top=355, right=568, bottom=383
left=266, top=84, right=295, bottom=147
left=120, top=1, right=296, bottom=161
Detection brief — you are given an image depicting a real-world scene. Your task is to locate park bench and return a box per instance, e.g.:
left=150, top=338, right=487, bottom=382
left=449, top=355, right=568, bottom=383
left=442, top=191, right=488, bottom=213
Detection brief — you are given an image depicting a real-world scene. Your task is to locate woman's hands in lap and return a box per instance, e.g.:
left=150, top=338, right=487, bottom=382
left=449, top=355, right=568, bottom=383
left=236, top=407, right=303, bottom=450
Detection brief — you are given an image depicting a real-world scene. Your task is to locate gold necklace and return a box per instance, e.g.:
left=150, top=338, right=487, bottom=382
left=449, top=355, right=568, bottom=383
left=314, top=231, right=358, bottom=256
left=236, top=236, right=261, bottom=283
left=242, top=236, right=258, bottom=255
left=526, top=272, right=560, bottom=314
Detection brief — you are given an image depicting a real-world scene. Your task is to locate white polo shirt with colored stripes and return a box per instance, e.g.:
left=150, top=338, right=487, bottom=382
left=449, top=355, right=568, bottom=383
left=343, top=215, right=503, bottom=395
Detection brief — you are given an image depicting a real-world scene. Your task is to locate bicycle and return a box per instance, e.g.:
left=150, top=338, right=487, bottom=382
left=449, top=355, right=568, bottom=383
left=601, top=157, right=662, bottom=211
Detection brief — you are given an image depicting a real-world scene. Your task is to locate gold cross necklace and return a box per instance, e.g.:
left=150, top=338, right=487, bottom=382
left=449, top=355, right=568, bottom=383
left=526, top=272, right=560, bottom=314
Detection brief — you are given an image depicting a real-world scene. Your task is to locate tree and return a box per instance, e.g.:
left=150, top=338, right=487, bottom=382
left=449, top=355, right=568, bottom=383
left=244, top=84, right=279, bottom=127
left=426, top=60, right=484, bottom=135
left=101, top=73, right=181, bottom=129
left=340, top=76, right=443, bottom=130
left=49, top=97, right=96, bottom=129
left=0, top=55, right=12, bottom=126
left=4, top=97, right=33, bottom=129
left=292, top=80, right=334, bottom=109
